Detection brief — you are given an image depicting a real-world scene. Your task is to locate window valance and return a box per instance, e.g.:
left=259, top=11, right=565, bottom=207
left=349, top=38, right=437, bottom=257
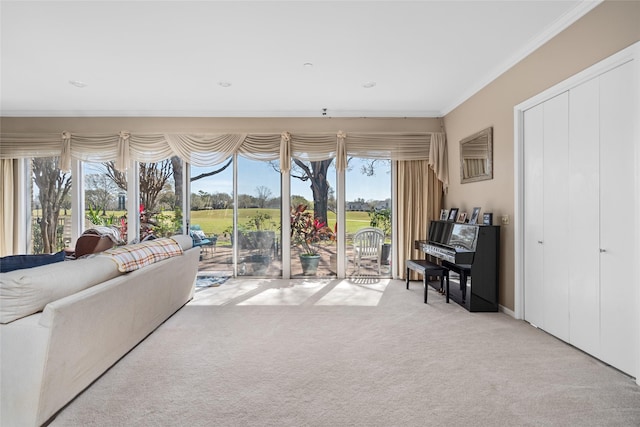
left=0, top=130, right=448, bottom=187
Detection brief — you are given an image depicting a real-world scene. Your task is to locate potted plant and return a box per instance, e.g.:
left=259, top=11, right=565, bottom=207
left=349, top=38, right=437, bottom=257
left=290, top=204, right=335, bottom=275
left=368, top=208, right=392, bottom=265
left=244, top=211, right=276, bottom=273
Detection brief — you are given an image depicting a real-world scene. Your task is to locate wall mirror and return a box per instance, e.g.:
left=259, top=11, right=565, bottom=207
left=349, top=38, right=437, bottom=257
left=460, top=127, right=493, bottom=184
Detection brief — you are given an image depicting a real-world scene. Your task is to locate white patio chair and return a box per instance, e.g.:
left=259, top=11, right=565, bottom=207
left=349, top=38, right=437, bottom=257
left=352, top=227, right=384, bottom=275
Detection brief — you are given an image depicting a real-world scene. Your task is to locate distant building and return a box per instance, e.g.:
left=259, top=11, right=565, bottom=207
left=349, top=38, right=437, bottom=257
left=346, top=201, right=368, bottom=211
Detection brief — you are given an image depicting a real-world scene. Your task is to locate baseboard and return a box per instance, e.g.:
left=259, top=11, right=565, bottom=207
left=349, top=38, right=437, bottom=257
left=499, top=304, right=515, bottom=318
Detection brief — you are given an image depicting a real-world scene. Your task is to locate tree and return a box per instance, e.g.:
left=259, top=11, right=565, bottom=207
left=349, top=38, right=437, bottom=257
left=237, top=194, right=258, bottom=209
left=190, top=192, right=206, bottom=210
left=85, top=173, right=119, bottom=213
left=284, top=159, right=333, bottom=224
left=171, top=156, right=183, bottom=210
left=360, top=159, right=391, bottom=177
left=105, top=160, right=173, bottom=213
left=255, top=186, right=272, bottom=208
left=291, top=195, right=310, bottom=210
left=32, top=158, right=72, bottom=253
left=210, top=191, right=233, bottom=209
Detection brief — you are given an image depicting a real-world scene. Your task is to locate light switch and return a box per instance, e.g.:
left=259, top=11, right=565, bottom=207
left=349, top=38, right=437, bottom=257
left=501, top=214, right=510, bottom=225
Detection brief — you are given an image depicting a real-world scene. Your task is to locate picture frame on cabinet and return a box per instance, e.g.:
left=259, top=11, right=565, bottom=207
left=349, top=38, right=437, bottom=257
left=440, top=209, right=449, bottom=221
left=469, top=207, right=481, bottom=224
left=458, top=212, right=468, bottom=223
left=448, top=208, right=459, bottom=222
left=483, top=213, right=493, bottom=225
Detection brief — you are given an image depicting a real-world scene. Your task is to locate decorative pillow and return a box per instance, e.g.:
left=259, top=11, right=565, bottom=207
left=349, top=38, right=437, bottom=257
left=192, top=230, right=207, bottom=240
left=0, top=251, right=66, bottom=273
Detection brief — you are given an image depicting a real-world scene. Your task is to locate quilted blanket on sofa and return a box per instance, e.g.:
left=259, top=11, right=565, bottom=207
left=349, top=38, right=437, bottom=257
left=102, top=237, right=183, bottom=272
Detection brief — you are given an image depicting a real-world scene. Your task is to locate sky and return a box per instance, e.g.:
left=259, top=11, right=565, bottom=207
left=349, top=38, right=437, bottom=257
left=191, top=157, right=391, bottom=202
left=83, top=157, right=391, bottom=203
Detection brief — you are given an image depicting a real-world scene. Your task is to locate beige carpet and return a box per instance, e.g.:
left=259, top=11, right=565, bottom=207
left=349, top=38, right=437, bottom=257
left=50, top=278, right=640, bottom=426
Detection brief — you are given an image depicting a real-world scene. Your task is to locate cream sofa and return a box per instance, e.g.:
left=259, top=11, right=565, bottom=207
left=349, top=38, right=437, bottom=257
left=0, top=235, right=200, bottom=427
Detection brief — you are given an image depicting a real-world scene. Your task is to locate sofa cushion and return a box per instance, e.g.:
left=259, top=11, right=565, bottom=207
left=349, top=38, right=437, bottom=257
left=170, top=234, right=193, bottom=251
left=0, top=251, right=66, bottom=273
left=0, top=256, right=122, bottom=324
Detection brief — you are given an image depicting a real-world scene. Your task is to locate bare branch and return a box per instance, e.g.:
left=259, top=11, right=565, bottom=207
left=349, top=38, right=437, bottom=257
left=190, top=158, right=232, bottom=181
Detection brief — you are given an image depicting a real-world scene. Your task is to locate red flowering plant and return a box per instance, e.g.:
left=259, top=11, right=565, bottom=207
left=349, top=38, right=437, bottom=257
left=290, top=204, right=335, bottom=256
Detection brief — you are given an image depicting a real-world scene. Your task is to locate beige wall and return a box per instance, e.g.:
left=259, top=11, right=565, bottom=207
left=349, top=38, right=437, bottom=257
left=443, top=0, right=640, bottom=311
left=0, top=117, right=442, bottom=134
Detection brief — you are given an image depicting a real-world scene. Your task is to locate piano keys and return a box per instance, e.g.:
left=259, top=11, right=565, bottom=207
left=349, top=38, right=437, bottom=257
left=416, top=220, right=500, bottom=312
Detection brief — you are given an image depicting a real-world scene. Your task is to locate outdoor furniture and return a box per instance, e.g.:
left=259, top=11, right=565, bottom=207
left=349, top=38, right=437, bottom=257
left=352, top=227, right=384, bottom=275
left=190, top=225, right=213, bottom=256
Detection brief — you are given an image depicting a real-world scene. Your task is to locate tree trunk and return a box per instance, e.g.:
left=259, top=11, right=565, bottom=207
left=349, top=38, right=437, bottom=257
left=32, top=158, right=72, bottom=253
left=171, top=156, right=183, bottom=210
left=309, top=160, right=331, bottom=224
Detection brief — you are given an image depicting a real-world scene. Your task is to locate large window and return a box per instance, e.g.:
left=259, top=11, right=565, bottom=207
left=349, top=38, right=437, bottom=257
left=81, top=158, right=182, bottom=244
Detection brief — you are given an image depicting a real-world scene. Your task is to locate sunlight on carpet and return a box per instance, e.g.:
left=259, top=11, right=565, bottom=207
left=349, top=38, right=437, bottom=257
left=316, top=278, right=389, bottom=306
left=238, top=279, right=327, bottom=306
left=190, top=278, right=390, bottom=306
left=189, top=279, right=262, bottom=306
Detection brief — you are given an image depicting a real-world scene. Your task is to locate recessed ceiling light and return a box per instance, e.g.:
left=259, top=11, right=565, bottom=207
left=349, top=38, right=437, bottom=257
left=303, top=62, right=313, bottom=68
left=218, top=81, right=232, bottom=87
left=68, top=80, right=87, bottom=88
left=362, top=81, right=376, bottom=88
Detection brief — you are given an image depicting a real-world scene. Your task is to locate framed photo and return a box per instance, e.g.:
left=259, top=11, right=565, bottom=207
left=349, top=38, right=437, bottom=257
left=448, top=208, right=459, bottom=222
left=457, top=212, right=467, bottom=223
left=469, top=207, right=481, bottom=224
left=440, top=209, right=449, bottom=221
left=483, top=212, right=493, bottom=225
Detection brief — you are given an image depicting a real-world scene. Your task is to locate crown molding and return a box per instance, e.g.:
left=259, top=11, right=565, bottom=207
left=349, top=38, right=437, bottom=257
left=440, top=0, right=604, bottom=116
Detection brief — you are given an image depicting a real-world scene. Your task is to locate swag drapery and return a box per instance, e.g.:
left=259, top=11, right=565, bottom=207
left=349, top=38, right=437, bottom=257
left=0, top=130, right=448, bottom=264
left=0, top=130, right=447, bottom=176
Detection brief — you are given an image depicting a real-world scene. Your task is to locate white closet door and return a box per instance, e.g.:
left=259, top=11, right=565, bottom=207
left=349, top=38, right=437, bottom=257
left=523, top=103, right=545, bottom=328
left=542, top=92, right=570, bottom=342
left=599, top=61, right=637, bottom=376
left=567, top=78, right=600, bottom=357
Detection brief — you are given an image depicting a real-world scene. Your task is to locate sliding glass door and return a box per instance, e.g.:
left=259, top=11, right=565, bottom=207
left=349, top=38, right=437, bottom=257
left=290, top=159, right=337, bottom=277
left=236, top=157, right=282, bottom=277
left=345, top=158, right=391, bottom=277
left=189, top=157, right=234, bottom=275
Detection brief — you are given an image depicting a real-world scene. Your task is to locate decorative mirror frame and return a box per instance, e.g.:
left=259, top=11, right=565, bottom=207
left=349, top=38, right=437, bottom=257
left=460, top=127, right=493, bottom=184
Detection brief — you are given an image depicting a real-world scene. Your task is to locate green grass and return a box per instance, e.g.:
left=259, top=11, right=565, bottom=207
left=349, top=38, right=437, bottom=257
left=190, top=208, right=372, bottom=236
left=62, top=208, right=374, bottom=240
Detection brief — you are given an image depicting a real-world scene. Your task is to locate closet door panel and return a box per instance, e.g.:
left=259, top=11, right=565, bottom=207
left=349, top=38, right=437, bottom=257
left=567, top=79, right=600, bottom=357
left=523, top=104, right=545, bottom=328
left=599, top=61, right=637, bottom=376
left=542, top=92, right=570, bottom=341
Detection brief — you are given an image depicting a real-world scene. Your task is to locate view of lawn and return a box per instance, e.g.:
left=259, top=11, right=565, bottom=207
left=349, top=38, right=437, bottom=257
left=190, top=208, right=372, bottom=238
left=46, top=208, right=379, bottom=251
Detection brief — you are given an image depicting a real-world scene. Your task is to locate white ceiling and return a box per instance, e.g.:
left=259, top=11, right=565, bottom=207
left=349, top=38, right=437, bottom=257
left=1, top=0, right=600, bottom=118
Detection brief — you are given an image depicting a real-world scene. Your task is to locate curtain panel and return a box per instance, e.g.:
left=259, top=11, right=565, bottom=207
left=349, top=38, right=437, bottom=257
left=396, top=161, right=443, bottom=280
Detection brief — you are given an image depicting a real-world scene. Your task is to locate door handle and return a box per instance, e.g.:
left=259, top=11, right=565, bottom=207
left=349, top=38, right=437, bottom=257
left=537, top=240, right=543, bottom=244
left=599, top=248, right=606, bottom=253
